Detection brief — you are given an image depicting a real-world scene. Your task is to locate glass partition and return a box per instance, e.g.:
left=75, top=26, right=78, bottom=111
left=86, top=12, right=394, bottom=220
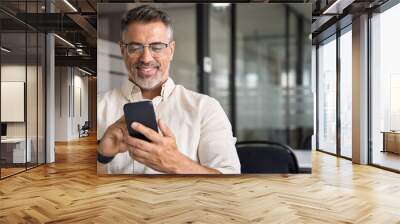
left=38, top=32, right=45, bottom=165
left=1, top=30, right=28, bottom=177
left=0, top=1, right=46, bottom=179
left=161, top=4, right=197, bottom=91
left=209, top=4, right=231, bottom=119
left=27, top=30, right=38, bottom=169
left=235, top=4, right=313, bottom=149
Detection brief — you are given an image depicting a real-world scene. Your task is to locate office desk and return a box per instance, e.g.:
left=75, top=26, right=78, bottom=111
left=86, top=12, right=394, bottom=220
left=293, top=149, right=312, bottom=173
left=381, top=131, right=400, bottom=154
left=1, top=138, right=31, bottom=164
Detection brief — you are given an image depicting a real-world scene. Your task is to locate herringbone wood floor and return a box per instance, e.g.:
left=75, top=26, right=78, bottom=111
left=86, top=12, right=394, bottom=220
left=1, top=134, right=400, bottom=223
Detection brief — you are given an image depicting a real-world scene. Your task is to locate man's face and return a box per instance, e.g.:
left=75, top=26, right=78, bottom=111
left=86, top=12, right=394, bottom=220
left=121, top=21, right=175, bottom=90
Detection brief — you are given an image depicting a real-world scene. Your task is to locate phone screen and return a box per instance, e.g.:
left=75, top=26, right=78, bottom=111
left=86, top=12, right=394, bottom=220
left=123, top=101, right=158, bottom=142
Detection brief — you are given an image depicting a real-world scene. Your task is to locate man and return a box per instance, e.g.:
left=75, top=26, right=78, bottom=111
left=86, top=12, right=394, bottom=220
left=97, top=5, right=241, bottom=174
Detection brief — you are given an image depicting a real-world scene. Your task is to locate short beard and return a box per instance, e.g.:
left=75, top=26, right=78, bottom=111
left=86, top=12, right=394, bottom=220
left=129, top=64, right=163, bottom=90
left=130, top=71, right=163, bottom=90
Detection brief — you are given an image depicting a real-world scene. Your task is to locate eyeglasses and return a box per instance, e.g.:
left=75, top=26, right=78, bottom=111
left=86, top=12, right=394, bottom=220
left=120, top=42, right=171, bottom=57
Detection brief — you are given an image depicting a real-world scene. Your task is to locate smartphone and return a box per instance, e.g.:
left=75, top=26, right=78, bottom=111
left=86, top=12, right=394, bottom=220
left=123, top=101, right=158, bottom=142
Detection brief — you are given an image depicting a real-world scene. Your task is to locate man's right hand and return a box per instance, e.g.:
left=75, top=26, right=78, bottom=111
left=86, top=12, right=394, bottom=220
left=98, top=116, right=129, bottom=157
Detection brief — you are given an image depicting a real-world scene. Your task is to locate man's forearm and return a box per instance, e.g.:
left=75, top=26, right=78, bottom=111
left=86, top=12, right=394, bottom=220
left=174, top=158, right=221, bottom=174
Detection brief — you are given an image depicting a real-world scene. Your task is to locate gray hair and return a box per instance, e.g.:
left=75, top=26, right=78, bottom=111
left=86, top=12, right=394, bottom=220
left=121, top=5, right=174, bottom=41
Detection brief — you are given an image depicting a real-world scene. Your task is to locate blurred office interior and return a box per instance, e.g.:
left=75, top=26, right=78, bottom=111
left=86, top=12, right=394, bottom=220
left=0, top=0, right=399, bottom=177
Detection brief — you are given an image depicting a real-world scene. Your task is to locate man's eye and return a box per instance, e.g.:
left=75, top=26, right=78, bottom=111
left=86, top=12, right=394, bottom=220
left=151, top=44, right=164, bottom=51
left=129, top=45, right=142, bottom=51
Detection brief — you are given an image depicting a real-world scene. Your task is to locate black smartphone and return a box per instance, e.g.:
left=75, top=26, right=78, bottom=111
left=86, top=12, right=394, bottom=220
left=123, top=101, right=158, bottom=142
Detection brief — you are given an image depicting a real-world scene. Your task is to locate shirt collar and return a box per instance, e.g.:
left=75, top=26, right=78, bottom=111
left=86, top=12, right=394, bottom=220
left=122, top=78, right=175, bottom=102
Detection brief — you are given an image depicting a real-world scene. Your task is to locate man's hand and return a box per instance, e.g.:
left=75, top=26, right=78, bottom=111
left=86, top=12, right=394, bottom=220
left=98, top=116, right=129, bottom=157
left=124, top=120, right=221, bottom=174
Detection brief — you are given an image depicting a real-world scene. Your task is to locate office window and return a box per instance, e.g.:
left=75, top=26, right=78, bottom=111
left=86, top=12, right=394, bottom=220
left=312, top=45, right=317, bottom=150
left=339, top=27, right=352, bottom=158
left=317, top=35, right=337, bottom=154
left=370, top=3, right=400, bottom=171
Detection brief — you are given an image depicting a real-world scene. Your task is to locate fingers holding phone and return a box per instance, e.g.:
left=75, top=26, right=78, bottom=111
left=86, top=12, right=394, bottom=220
left=99, top=101, right=159, bottom=160
left=123, top=101, right=158, bottom=142
left=124, top=119, right=195, bottom=174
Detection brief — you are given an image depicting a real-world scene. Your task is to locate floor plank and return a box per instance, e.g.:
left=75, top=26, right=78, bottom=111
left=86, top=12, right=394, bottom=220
left=0, top=134, right=400, bottom=223
left=373, top=151, right=400, bottom=171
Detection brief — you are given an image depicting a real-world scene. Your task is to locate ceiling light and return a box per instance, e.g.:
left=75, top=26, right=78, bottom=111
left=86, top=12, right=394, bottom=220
left=78, top=67, right=92, bottom=76
left=63, top=0, right=78, bottom=12
left=76, top=48, right=85, bottom=55
left=1, top=47, right=11, bottom=53
left=54, top=34, right=75, bottom=48
left=323, top=0, right=341, bottom=14
left=322, top=0, right=354, bottom=15
left=212, top=3, right=230, bottom=8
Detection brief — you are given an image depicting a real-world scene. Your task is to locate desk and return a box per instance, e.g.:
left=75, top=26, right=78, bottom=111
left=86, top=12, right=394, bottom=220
left=381, top=131, right=400, bottom=154
left=1, top=138, right=31, bottom=163
left=293, top=149, right=312, bottom=173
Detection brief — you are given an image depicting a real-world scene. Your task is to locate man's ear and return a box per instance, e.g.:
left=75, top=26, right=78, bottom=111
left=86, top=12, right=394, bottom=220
left=169, top=41, right=175, bottom=61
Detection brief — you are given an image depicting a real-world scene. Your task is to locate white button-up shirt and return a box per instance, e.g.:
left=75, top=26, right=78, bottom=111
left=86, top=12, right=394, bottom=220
left=97, top=78, right=241, bottom=174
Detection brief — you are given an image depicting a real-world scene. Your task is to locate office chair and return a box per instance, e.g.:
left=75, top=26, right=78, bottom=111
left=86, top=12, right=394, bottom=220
left=235, top=140, right=299, bottom=174
left=300, top=135, right=312, bottom=150
left=79, top=121, right=90, bottom=138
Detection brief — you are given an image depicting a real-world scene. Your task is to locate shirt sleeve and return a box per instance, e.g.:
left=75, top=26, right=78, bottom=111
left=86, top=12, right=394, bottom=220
left=197, top=97, right=241, bottom=174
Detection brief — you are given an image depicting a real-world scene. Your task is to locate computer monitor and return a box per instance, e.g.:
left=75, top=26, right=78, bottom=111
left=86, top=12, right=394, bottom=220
left=1, top=123, right=7, bottom=137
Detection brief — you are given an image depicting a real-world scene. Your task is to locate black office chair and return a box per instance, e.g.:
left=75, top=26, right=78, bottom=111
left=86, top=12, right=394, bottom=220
left=300, top=135, right=312, bottom=150
left=236, top=141, right=299, bottom=174
left=78, top=121, right=90, bottom=138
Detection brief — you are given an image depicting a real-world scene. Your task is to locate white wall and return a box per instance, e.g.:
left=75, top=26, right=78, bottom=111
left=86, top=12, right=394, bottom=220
left=72, top=73, right=89, bottom=138
left=1, top=65, right=26, bottom=144
left=54, top=67, right=89, bottom=141
left=55, top=67, right=68, bottom=141
left=1, top=65, right=34, bottom=138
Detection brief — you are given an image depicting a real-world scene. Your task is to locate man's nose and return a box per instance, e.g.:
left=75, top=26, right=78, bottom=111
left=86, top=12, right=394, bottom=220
left=139, top=46, right=154, bottom=63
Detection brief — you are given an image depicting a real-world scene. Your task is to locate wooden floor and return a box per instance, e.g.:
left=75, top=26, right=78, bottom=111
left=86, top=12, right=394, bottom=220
left=1, top=163, right=45, bottom=178
left=373, top=150, right=400, bottom=171
left=0, top=167, right=26, bottom=178
left=1, top=135, right=400, bottom=223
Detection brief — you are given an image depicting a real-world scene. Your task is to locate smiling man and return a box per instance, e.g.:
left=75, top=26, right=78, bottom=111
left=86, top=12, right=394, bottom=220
left=97, top=5, right=241, bottom=174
